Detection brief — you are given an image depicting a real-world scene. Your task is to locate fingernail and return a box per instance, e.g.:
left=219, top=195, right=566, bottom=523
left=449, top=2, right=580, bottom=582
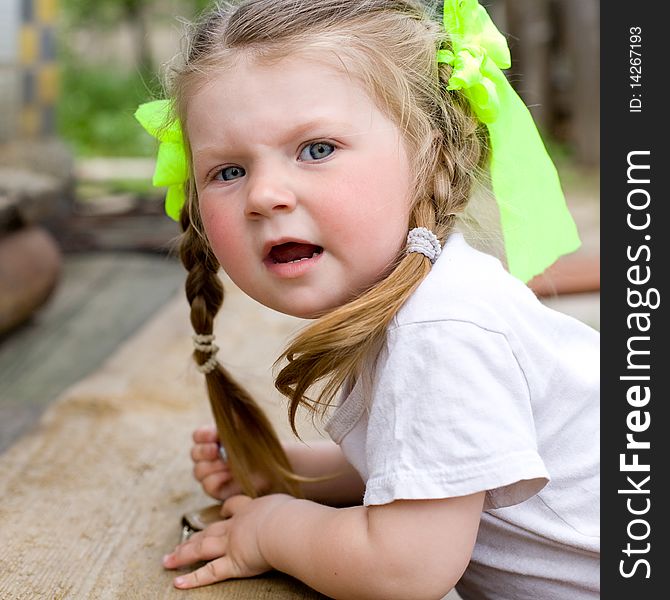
left=162, top=554, right=171, bottom=565
left=174, top=577, right=185, bottom=587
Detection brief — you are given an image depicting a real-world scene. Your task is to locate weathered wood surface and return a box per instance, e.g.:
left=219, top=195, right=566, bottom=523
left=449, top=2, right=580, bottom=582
left=0, top=275, right=329, bottom=599
left=0, top=253, right=184, bottom=453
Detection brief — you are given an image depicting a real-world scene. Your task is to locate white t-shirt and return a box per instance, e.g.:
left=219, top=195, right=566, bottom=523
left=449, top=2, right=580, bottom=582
left=324, top=233, right=600, bottom=600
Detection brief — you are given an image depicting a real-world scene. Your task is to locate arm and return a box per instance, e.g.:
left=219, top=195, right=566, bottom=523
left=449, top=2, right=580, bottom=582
left=166, top=490, right=484, bottom=600
left=284, top=439, right=366, bottom=506
left=260, top=492, right=485, bottom=600
left=191, top=425, right=364, bottom=506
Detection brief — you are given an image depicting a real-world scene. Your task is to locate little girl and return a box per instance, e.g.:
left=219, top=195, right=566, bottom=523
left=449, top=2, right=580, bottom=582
left=136, top=1, right=599, bottom=598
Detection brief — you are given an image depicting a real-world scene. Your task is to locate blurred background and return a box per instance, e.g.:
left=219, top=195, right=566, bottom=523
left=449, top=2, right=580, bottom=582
left=0, top=0, right=600, bottom=450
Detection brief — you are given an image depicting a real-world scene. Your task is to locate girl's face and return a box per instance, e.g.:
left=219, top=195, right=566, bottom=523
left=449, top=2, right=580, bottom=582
left=188, top=54, right=413, bottom=318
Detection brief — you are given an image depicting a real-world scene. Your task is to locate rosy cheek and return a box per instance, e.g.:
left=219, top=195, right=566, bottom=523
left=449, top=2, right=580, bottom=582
left=201, top=213, right=242, bottom=264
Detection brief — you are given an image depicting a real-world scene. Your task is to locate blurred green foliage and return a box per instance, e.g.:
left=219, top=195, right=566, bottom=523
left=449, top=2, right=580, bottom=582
left=61, top=0, right=212, bottom=27
left=57, top=58, right=158, bottom=157
left=62, top=0, right=150, bottom=27
left=57, top=0, right=213, bottom=157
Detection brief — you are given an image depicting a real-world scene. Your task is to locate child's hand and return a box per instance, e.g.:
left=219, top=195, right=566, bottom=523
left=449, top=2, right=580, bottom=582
left=191, top=425, right=270, bottom=500
left=163, top=493, right=294, bottom=589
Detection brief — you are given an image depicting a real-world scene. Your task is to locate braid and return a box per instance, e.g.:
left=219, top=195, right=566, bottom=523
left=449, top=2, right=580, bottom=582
left=180, top=212, right=222, bottom=342
left=179, top=207, right=304, bottom=498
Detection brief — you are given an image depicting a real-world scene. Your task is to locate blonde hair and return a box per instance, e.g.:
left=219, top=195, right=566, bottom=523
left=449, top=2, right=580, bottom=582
left=170, top=0, right=488, bottom=497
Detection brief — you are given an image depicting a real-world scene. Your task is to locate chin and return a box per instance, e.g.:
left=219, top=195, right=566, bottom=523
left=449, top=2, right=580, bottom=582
left=272, top=303, right=334, bottom=320
left=267, top=294, right=348, bottom=320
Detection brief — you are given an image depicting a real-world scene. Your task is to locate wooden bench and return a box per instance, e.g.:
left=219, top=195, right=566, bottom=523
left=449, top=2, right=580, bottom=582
left=0, top=281, right=327, bottom=598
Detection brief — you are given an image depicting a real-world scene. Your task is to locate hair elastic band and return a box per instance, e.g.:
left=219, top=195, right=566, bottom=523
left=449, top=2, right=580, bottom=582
left=194, top=341, right=219, bottom=353
left=192, top=333, right=219, bottom=353
left=197, top=355, right=219, bottom=375
left=406, top=227, right=442, bottom=264
left=193, top=333, right=215, bottom=344
left=193, top=333, right=219, bottom=373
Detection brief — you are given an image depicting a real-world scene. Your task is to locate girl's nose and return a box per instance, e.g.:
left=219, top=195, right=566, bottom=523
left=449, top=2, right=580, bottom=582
left=244, top=171, right=297, bottom=218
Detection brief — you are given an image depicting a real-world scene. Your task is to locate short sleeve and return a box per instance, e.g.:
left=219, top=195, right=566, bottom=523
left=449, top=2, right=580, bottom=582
left=363, top=320, right=549, bottom=509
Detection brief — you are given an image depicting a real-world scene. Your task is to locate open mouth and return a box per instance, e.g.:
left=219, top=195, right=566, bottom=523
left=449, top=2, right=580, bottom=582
left=268, top=242, right=324, bottom=264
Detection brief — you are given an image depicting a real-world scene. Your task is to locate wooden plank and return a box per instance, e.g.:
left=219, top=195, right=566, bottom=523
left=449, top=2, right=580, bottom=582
left=0, top=253, right=184, bottom=452
left=0, top=276, right=328, bottom=598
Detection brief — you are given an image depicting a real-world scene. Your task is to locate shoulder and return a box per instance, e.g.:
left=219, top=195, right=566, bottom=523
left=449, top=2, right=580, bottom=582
left=374, top=234, right=535, bottom=401
left=387, top=233, right=599, bottom=400
left=393, top=232, right=599, bottom=348
left=394, top=232, right=537, bottom=331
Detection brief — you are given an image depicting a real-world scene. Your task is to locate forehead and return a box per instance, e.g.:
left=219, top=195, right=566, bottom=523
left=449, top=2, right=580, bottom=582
left=184, top=51, right=388, bottom=140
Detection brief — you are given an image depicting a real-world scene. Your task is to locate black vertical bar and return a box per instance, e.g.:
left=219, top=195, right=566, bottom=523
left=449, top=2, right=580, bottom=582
left=601, top=1, right=668, bottom=596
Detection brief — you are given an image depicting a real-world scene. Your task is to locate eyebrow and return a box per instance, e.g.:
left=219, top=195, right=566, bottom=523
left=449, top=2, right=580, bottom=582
left=276, top=117, right=355, bottom=141
left=192, top=117, right=356, bottom=162
left=233, top=116, right=354, bottom=143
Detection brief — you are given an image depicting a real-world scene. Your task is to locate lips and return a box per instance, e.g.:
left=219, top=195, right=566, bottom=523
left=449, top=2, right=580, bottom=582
left=269, top=242, right=323, bottom=264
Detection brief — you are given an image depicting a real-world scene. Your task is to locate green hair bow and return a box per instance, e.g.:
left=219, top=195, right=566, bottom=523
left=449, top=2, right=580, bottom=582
left=134, top=99, right=187, bottom=222
left=437, top=0, right=581, bottom=282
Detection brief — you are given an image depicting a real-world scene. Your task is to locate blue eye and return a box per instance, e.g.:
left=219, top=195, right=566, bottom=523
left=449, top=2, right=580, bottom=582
left=215, top=166, right=245, bottom=181
left=300, top=142, right=335, bottom=161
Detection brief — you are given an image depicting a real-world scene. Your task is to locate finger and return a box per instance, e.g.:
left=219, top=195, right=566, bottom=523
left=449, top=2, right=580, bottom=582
left=221, top=494, right=252, bottom=518
left=173, top=555, right=237, bottom=589
left=191, top=442, right=223, bottom=463
left=163, top=522, right=229, bottom=569
left=180, top=519, right=229, bottom=548
left=168, top=522, right=225, bottom=557
left=202, top=472, right=239, bottom=499
left=193, top=460, right=232, bottom=481
left=211, top=478, right=244, bottom=500
left=193, top=463, right=233, bottom=483
left=193, top=425, right=219, bottom=444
